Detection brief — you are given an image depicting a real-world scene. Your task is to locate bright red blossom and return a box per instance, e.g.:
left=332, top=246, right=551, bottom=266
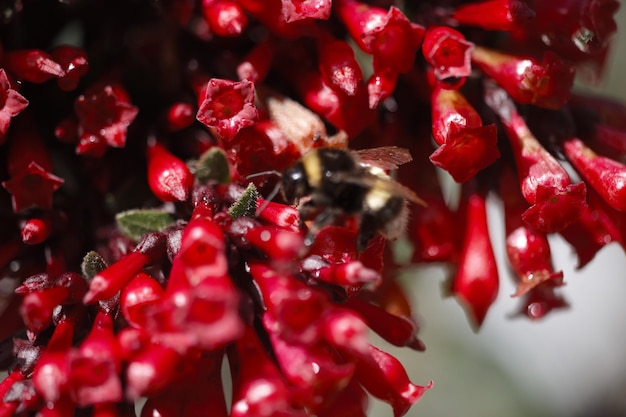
left=0, top=69, right=28, bottom=142
left=196, top=78, right=259, bottom=141
left=422, top=26, right=474, bottom=82
left=2, top=162, right=64, bottom=212
left=201, top=0, right=248, bottom=36
left=473, top=47, right=575, bottom=109
left=281, top=0, right=332, bottom=22
left=452, top=187, right=500, bottom=329
left=4, top=49, right=64, bottom=83
left=429, top=86, right=499, bottom=182
left=74, top=84, right=139, bottom=156
left=453, top=0, right=535, bottom=31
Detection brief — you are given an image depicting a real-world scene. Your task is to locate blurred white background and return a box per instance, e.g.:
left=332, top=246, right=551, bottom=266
left=372, top=5, right=626, bottom=417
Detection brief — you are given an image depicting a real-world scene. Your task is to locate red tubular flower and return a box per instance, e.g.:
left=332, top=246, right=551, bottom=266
left=559, top=188, right=623, bottom=268
left=18, top=273, right=87, bottom=333
left=201, top=0, right=248, bottom=37
left=307, top=225, right=359, bottom=264
left=4, top=49, right=65, bottom=83
left=429, top=86, right=499, bottom=182
left=146, top=141, right=194, bottom=202
left=269, top=331, right=355, bottom=411
left=515, top=284, right=570, bottom=320
left=2, top=162, right=64, bottom=212
left=452, top=187, right=499, bottom=329
left=0, top=69, right=28, bottom=142
left=125, top=341, right=182, bottom=398
left=229, top=326, right=305, bottom=417
left=337, top=2, right=424, bottom=74
left=141, top=207, right=242, bottom=351
left=68, top=311, right=122, bottom=406
left=237, top=0, right=310, bottom=38
left=317, top=35, right=363, bottom=97
left=196, top=78, right=259, bottom=142
left=563, top=138, right=626, bottom=211
left=335, top=2, right=423, bottom=107
left=166, top=102, right=195, bottom=131
left=349, top=344, right=432, bottom=417
left=453, top=0, right=535, bottom=31
left=321, top=308, right=370, bottom=355
left=2, top=125, right=64, bottom=212
left=170, top=205, right=227, bottom=288
left=255, top=200, right=301, bottom=232
left=120, top=271, right=164, bottom=328
left=21, top=215, right=53, bottom=245
left=500, top=168, right=564, bottom=298
left=19, top=287, right=69, bottom=333
left=485, top=83, right=587, bottom=232
left=84, top=232, right=166, bottom=304
left=315, top=261, right=381, bottom=288
left=285, top=67, right=374, bottom=136
left=367, top=70, right=398, bottom=109
left=250, top=262, right=327, bottom=345
left=281, top=0, right=332, bottom=23
left=74, top=84, right=139, bottom=156
left=225, top=121, right=300, bottom=184
left=32, top=317, right=76, bottom=403
left=473, top=47, right=575, bottom=109
left=140, top=353, right=228, bottom=417
left=245, top=225, right=305, bottom=262
left=422, top=27, right=474, bottom=82
left=50, top=45, right=89, bottom=92
left=346, top=297, right=423, bottom=350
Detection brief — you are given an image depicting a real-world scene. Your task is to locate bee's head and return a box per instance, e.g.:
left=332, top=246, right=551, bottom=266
left=281, top=161, right=309, bottom=203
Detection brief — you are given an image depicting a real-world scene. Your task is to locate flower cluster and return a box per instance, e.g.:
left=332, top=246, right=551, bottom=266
left=0, top=0, right=623, bottom=416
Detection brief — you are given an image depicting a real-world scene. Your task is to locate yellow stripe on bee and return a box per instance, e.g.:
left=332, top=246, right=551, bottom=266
left=365, top=185, right=391, bottom=211
left=302, top=150, right=322, bottom=188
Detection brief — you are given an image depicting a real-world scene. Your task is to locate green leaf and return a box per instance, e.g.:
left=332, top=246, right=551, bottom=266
left=81, top=251, right=108, bottom=280
left=116, top=209, right=175, bottom=241
left=228, top=183, right=258, bottom=219
left=195, top=147, right=231, bottom=184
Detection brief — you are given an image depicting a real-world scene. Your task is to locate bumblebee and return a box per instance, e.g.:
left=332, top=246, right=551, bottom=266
left=281, top=146, right=423, bottom=252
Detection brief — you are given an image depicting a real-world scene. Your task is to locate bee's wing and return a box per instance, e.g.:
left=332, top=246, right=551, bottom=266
left=375, top=176, right=426, bottom=206
left=352, top=146, right=413, bottom=171
left=334, top=170, right=426, bottom=206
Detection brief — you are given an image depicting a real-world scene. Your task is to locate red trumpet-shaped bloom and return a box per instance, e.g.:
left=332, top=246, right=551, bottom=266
left=429, top=86, right=499, bottom=182
left=0, top=69, right=28, bottom=142
left=486, top=83, right=587, bottom=232
left=196, top=78, right=259, bottom=142
left=453, top=0, right=535, bottom=31
left=452, top=187, right=500, bottom=329
left=473, top=47, right=575, bottom=109
left=74, top=84, right=138, bottom=156
left=146, top=141, right=194, bottom=202
left=422, top=27, right=474, bottom=82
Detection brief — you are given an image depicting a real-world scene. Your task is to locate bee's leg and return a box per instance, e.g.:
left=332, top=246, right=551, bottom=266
left=357, top=213, right=379, bottom=253
left=297, top=201, right=319, bottom=229
left=303, top=207, right=342, bottom=247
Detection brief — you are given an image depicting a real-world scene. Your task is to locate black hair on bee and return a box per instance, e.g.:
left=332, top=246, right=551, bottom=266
left=277, top=146, right=423, bottom=252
